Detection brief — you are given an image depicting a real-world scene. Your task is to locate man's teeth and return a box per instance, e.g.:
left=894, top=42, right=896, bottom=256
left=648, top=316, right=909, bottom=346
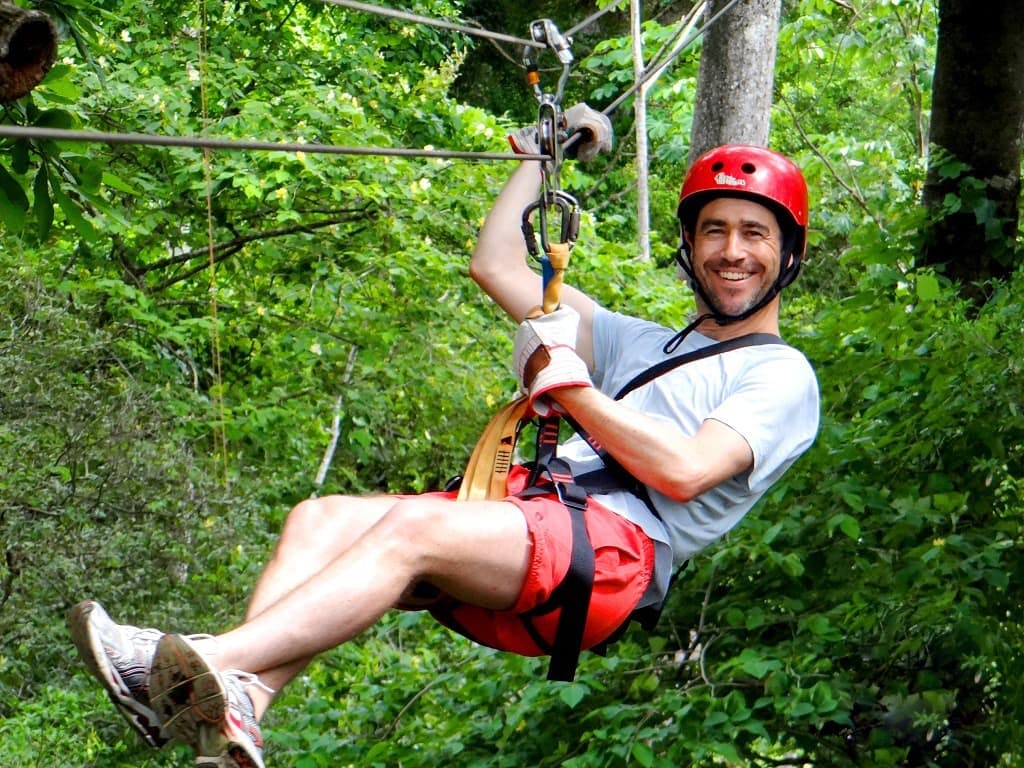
left=718, top=270, right=750, bottom=281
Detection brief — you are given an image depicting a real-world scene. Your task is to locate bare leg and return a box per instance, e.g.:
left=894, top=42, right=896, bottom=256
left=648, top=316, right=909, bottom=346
left=234, top=494, right=395, bottom=715
left=213, top=493, right=531, bottom=711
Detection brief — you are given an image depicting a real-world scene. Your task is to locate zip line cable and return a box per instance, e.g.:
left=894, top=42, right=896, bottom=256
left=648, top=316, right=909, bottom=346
left=601, top=0, right=743, bottom=117
left=314, top=0, right=545, bottom=49
left=0, top=124, right=546, bottom=160
left=564, top=2, right=625, bottom=39
left=0, top=0, right=742, bottom=159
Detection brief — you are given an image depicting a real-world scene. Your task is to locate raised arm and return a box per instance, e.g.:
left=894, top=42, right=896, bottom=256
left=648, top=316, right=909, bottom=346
left=470, top=105, right=612, bottom=365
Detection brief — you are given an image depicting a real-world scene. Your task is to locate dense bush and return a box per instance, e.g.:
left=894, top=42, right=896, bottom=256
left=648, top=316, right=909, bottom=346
left=1, top=1, right=1022, bottom=767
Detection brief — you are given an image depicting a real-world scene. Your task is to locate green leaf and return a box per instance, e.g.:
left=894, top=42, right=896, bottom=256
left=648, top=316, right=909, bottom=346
left=0, top=163, right=29, bottom=210
left=37, top=63, right=81, bottom=102
left=101, top=171, right=143, bottom=196
left=0, top=163, right=28, bottom=230
left=49, top=179, right=97, bottom=242
left=631, top=742, right=654, bottom=768
left=737, top=649, right=782, bottom=679
left=557, top=682, right=588, bottom=709
left=915, top=272, right=940, bottom=301
left=33, top=109, right=76, bottom=130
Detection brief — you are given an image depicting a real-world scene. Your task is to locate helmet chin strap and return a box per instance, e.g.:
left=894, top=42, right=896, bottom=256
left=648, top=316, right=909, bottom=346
left=665, top=244, right=789, bottom=354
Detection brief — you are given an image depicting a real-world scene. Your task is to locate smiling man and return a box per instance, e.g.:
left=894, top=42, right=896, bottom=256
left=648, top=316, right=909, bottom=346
left=68, top=133, right=819, bottom=768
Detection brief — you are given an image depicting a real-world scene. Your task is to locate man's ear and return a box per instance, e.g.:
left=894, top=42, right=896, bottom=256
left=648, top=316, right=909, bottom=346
left=681, top=228, right=694, bottom=254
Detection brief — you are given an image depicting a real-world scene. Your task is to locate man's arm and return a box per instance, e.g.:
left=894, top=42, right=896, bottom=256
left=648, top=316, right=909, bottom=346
left=470, top=163, right=596, bottom=366
left=552, top=385, right=755, bottom=502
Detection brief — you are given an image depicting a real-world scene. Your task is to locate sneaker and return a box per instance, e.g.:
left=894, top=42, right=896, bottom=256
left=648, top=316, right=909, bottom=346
left=149, top=633, right=270, bottom=768
left=68, top=600, right=169, bottom=749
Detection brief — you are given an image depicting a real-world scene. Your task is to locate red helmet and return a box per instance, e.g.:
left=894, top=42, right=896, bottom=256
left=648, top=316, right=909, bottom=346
left=677, top=144, right=809, bottom=261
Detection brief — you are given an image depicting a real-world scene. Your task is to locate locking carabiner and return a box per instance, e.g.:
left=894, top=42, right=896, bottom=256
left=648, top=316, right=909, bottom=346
left=521, top=190, right=580, bottom=312
left=521, top=189, right=580, bottom=259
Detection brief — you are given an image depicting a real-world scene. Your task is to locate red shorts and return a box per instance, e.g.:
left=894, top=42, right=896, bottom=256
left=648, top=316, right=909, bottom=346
left=418, top=466, right=655, bottom=657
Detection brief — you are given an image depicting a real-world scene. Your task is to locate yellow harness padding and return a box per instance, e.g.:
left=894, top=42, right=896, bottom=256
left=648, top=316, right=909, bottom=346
left=459, top=239, right=571, bottom=501
left=457, top=396, right=531, bottom=501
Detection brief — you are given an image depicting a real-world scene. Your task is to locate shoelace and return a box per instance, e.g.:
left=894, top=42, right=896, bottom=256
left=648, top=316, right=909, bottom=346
left=221, top=671, right=275, bottom=747
left=223, top=670, right=276, bottom=720
left=222, top=670, right=275, bottom=697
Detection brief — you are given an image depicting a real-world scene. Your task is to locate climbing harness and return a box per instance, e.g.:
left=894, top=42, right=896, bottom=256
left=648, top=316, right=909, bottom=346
left=451, top=13, right=799, bottom=680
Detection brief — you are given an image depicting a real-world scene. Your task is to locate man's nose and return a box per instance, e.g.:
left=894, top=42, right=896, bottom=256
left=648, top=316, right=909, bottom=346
left=722, top=229, right=744, bottom=259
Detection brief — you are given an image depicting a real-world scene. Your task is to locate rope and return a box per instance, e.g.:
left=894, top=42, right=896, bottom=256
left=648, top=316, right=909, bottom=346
left=0, top=124, right=546, bottom=161
left=314, top=0, right=544, bottom=49
left=197, top=0, right=229, bottom=487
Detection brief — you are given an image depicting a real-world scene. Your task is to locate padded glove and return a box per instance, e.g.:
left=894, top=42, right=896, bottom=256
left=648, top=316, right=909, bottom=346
left=513, top=305, right=592, bottom=415
left=508, top=124, right=543, bottom=156
left=561, top=103, right=613, bottom=162
left=508, top=102, right=613, bottom=162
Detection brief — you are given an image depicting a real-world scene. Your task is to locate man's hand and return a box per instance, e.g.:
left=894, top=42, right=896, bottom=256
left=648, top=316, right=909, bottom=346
left=508, top=102, right=613, bottom=162
left=513, top=305, right=592, bottom=415
left=561, top=103, right=613, bottom=162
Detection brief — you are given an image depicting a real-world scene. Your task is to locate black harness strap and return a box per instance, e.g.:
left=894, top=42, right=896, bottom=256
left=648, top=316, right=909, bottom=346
left=564, top=333, right=787, bottom=503
left=514, top=333, right=789, bottom=682
left=613, top=333, right=785, bottom=400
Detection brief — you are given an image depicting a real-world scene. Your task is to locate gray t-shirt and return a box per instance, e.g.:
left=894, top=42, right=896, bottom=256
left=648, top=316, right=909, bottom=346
left=559, top=306, right=820, bottom=606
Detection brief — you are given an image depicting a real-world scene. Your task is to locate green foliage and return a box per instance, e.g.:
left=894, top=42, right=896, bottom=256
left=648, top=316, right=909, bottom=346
left=3, top=1, right=1024, bottom=767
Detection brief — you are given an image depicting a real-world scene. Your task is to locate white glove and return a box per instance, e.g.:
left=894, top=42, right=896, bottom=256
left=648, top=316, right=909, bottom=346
left=561, top=103, right=613, bottom=162
left=513, top=305, right=592, bottom=415
left=523, top=345, right=592, bottom=416
left=508, top=103, right=613, bottom=163
left=508, top=124, right=542, bottom=156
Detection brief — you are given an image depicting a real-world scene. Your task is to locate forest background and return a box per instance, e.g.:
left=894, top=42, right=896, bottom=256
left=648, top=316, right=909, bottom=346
left=1, top=1, right=1023, bottom=766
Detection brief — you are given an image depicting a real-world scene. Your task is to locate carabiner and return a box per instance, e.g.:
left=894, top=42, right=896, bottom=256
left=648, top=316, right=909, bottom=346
left=529, top=19, right=573, bottom=104
left=520, top=189, right=580, bottom=258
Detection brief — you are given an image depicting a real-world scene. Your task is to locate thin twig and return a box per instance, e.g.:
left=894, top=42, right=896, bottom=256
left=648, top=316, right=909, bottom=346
left=311, top=345, right=359, bottom=496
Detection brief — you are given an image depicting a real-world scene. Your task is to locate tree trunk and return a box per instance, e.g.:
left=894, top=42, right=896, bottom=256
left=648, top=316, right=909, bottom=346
left=688, top=0, right=781, bottom=163
left=0, top=1, right=56, bottom=102
left=920, top=0, right=1024, bottom=286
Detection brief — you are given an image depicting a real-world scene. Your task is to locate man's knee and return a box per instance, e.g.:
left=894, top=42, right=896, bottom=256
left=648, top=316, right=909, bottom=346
left=377, top=496, right=454, bottom=551
left=278, top=494, right=385, bottom=552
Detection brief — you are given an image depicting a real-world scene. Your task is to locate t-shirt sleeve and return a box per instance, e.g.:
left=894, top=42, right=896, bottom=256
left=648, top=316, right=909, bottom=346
left=708, top=352, right=820, bottom=492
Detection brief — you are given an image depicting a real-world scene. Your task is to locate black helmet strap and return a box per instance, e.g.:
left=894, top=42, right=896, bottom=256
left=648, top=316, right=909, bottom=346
left=670, top=229, right=799, bottom=353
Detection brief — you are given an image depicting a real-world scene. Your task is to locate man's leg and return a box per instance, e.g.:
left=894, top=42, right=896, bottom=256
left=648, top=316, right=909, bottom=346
left=154, top=492, right=528, bottom=714
left=237, top=493, right=397, bottom=710
left=246, top=494, right=395, bottom=621
left=214, top=493, right=531, bottom=685
left=148, top=492, right=532, bottom=765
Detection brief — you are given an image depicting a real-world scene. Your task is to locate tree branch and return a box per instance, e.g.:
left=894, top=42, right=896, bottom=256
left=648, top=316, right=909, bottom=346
left=138, top=210, right=372, bottom=278
left=311, top=345, right=360, bottom=497
left=779, top=95, right=882, bottom=226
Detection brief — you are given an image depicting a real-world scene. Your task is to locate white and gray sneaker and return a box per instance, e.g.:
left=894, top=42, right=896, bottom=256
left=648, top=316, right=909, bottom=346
left=149, top=633, right=271, bottom=768
left=67, top=600, right=169, bottom=748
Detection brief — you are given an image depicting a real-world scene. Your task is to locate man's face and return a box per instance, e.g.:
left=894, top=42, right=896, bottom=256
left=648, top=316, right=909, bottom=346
left=686, top=197, right=785, bottom=317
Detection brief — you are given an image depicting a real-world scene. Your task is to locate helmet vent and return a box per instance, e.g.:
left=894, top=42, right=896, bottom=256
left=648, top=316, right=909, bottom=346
left=741, top=162, right=756, bottom=174
left=710, top=161, right=724, bottom=172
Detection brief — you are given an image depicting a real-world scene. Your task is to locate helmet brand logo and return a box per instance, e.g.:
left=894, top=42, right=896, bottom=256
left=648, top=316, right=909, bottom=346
left=714, top=172, right=747, bottom=187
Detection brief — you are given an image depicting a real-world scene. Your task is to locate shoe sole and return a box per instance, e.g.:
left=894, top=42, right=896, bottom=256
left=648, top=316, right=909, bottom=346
left=149, top=633, right=228, bottom=748
left=67, top=600, right=168, bottom=749
left=150, top=634, right=266, bottom=768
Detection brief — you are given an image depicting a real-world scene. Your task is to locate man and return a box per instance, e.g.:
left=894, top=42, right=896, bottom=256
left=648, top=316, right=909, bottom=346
left=69, top=108, right=819, bottom=768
